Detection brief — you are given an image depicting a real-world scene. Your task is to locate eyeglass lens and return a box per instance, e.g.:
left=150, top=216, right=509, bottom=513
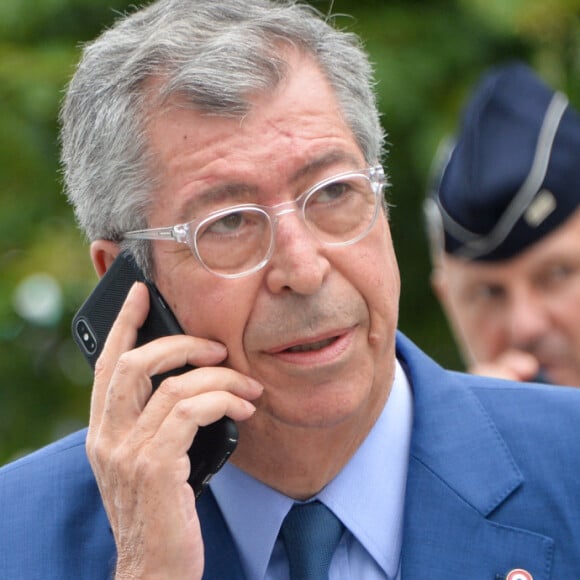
left=193, top=174, right=377, bottom=276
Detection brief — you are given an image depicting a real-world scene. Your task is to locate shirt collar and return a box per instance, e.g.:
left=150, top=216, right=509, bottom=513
left=210, top=359, right=413, bottom=579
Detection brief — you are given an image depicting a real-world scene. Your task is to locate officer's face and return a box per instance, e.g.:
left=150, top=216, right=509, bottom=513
left=433, top=209, right=580, bottom=387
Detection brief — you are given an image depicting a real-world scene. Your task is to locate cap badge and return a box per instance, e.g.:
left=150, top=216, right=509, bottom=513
left=524, top=189, right=556, bottom=227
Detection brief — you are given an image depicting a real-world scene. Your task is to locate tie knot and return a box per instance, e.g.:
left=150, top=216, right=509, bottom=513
left=280, top=501, right=345, bottom=579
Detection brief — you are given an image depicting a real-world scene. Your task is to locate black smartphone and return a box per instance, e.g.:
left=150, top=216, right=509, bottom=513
left=72, top=250, right=238, bottom=498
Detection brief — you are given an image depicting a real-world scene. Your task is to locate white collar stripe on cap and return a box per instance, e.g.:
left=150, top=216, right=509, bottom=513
left=437, top=91, right=569, bottom=259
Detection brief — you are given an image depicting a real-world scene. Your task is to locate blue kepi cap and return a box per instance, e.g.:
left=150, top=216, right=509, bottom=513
left=425, top=62, right=580, bottom=261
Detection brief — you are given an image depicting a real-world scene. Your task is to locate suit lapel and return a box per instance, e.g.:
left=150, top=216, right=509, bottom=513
left=396, top=333, right=554, bottom=579
left=198, top=489, right=246, bottom=580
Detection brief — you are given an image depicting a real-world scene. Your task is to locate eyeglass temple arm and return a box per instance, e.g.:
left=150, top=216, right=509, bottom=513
left=123, top=226, right=186, bottom=243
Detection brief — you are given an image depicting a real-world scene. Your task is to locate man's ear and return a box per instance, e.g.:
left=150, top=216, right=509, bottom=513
left=90, top=240, right=122, bottom=278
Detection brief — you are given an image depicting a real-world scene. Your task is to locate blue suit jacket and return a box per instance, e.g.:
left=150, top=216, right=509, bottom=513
left=2, top=333, right=580, bottom=579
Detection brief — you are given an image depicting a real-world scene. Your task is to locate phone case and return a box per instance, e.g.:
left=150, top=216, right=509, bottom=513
left=72, top=251, right=238, bottom=497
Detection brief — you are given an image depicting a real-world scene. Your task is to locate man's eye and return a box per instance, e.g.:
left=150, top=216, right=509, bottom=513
left=209, top=212, right=245, bottom=234
left=202, top=211, right=254, bottom=237
left=315, top=181, right=350, bottom=202
left=471, top=284, right=505, bottom=303
left=539, top=264, right=574, bottom=288
left=200, top=210, right=266, bottom=240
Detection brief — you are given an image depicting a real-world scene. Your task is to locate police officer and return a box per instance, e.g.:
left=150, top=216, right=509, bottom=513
left=425, top=62, right=580, bottom=386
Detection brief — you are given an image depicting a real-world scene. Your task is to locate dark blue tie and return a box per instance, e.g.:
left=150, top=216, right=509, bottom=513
left=280, top=500, right=345, bottom=579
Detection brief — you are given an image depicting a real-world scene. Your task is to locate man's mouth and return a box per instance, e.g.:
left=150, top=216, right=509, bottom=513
left=265, top=326, right=356, bottom=366
left=284, top=337, right=337, bottom=353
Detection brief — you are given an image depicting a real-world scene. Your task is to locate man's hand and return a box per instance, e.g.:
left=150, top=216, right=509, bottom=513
left=86, top=282, right=262, bottom=579
left=469, top=349, right=540, bottom=382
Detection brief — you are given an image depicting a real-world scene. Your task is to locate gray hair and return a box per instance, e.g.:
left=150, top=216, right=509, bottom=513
left=60, top=0, right=385, bottom=277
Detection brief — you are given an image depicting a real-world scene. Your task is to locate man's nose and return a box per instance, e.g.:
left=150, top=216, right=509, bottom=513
left=508, top=287, right=550, bottom=348
left=264, top=211, right=330, bottom=295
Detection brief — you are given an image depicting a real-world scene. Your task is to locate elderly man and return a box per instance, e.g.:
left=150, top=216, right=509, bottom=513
left=425, top=62, right=580, bottom=385
left=1, top=3, right=580, bottom=579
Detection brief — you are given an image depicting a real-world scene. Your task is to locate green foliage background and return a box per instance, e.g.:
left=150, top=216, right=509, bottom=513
left=1, top=0, right=578, bottom=464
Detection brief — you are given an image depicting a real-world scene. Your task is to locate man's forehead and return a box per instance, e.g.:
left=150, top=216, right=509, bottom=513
left=145, top=58, right=355, bottom=154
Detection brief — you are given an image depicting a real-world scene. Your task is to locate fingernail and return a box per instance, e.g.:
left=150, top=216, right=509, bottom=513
left=208, top=341, right=228, bottom=357
left=248, top=378, right=264, bottom=394
left=126, top=281, right=141, bottom=300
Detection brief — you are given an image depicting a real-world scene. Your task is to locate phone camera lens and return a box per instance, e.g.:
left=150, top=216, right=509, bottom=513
left=75, top=319, right=97, bottom=355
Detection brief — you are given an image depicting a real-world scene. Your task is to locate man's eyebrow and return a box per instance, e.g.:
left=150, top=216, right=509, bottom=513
left=289, top=150, right=363, bottom=183
left=178, top=183, right=257, bottom=222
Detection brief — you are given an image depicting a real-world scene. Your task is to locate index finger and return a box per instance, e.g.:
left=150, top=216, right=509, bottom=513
left=89, top=281, right=150, bottom=427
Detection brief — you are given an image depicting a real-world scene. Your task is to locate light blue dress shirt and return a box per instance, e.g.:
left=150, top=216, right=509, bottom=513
left=210, top=360, right=413, bottom=580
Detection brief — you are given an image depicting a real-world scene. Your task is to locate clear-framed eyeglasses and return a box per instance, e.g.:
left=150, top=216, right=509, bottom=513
left=123, top=165, right=386, bottom=279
